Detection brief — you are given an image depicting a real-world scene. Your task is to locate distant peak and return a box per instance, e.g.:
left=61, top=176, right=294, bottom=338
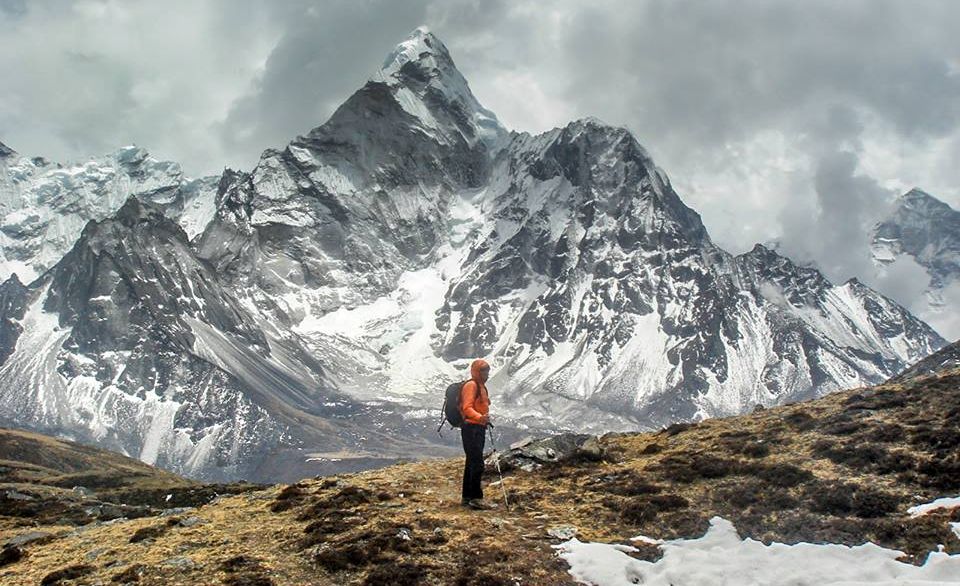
left=553, top=117, right=653, bottom=164
left=562, top=117, right=636, bottom=142
left=900, top=187, right=934, bottom=202
left=0, top=140, right=15, bottom=158
left=893, top=187, right=955, bottom=216
left=573, top=116, right=613, bottom=128
left=112, top=145, right=151, bottom=165
left=113, top=195, right=167, bottom=228
left=742, top=242, right=788, bottom=262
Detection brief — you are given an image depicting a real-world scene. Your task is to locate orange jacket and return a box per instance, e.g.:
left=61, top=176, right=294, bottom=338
left=460, top=359, right=490, bottom=425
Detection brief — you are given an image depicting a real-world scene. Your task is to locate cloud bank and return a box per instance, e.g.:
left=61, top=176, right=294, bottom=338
left=1, top=0, right=958, bottom=334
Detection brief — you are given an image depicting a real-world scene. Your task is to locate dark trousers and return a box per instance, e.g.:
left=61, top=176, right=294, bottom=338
left=461, top=423, right=486, bottom=501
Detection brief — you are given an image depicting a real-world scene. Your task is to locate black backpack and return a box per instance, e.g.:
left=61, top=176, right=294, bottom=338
left=437, top=381, right=467, bottom=435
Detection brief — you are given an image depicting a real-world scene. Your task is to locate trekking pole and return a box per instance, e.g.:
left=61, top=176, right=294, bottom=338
left=487, top=424, right=510, bottom=509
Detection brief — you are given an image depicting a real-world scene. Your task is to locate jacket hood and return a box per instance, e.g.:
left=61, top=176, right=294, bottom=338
left=470, top=359, right=489, bottom=382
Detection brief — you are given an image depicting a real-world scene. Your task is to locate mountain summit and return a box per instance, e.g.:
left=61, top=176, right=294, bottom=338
left=376, top=26, right=448, bottom=80
left=370, top=26, right=504, bottom=148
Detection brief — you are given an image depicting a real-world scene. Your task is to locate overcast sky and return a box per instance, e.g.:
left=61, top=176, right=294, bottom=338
left=1, top=0, right=958, bottom=334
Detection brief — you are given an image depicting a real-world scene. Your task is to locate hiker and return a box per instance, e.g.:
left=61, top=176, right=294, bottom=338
left=460, top=358, right=495, bottom=510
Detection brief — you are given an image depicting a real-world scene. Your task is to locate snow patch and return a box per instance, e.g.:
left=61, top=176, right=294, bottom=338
left=555, top=516, right=960, bottom=586
left=909, top=496, right=960, bottom=518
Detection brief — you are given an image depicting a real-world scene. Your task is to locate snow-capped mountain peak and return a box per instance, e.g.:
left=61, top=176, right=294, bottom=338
left=365, top=25, right=505, bottom=148
left=375, top=25, right=445, bottom=81
left=870, top=187, right=960, bottom=338
left=0, top=145, right=219, bottom=284
left=898, top=187, right=950, bottom=208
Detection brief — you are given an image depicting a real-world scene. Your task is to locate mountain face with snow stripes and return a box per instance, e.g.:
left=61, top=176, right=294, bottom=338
left=0, top=28, right=946, bottom=479
left=428, top=121, right=942, bottom=430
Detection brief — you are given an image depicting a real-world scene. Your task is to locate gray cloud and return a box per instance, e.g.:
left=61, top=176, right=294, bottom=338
left=0, top=0, right=26, bottom=18
left=1, top=0, right=959, bottom=329
left=0, top=0, right=287, bottom=172
left=216, top=0, right=433, bottom=162
left=926, top=281, right=960, bottom=339
left=776, top=147, right=895, bottom=282
left=872, top=256, right=933, bottom=314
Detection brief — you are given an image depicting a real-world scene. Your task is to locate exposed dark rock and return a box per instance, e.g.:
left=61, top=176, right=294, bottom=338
left=0, top=545, right=23, bottom=567
left=2, top=530, right=52, bottom=547
left=41, top=564, right=94, bottom=585
left=488, top=434, right=604, bottom=472
left=111, top=563, right=147, bottom=583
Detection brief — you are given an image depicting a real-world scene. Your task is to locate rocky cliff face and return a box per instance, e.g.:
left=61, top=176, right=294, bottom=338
left=0, top=196, right=309, bottom=479
left=0, top=27, right=946, bottom=479
left=888, top=339, right=960, bottom=383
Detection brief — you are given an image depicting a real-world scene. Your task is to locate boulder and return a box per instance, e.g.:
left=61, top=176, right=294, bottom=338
left=4, top=490, right=34, bottom=501
left=161, top=556, right=197, bottom=570
left=177, top=516, right=207, bottom=528
left=0, top=545, right=23, bottom=567
left=486, top=433, right=604, bottom=472
left=547, top=525, right=578, bottom=540
left=2, top=530, right=51, bottom=547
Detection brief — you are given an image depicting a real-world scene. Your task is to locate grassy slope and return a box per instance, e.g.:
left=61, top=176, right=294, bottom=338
left=2, top=369, right=959, bottom=585
left=0, top=426, right=194, bottom=492
left=0, top=427, right=262, bottom=541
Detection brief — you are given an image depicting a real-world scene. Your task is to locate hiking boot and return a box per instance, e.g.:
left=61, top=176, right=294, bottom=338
left=466, top=498, right=497, bottom=510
